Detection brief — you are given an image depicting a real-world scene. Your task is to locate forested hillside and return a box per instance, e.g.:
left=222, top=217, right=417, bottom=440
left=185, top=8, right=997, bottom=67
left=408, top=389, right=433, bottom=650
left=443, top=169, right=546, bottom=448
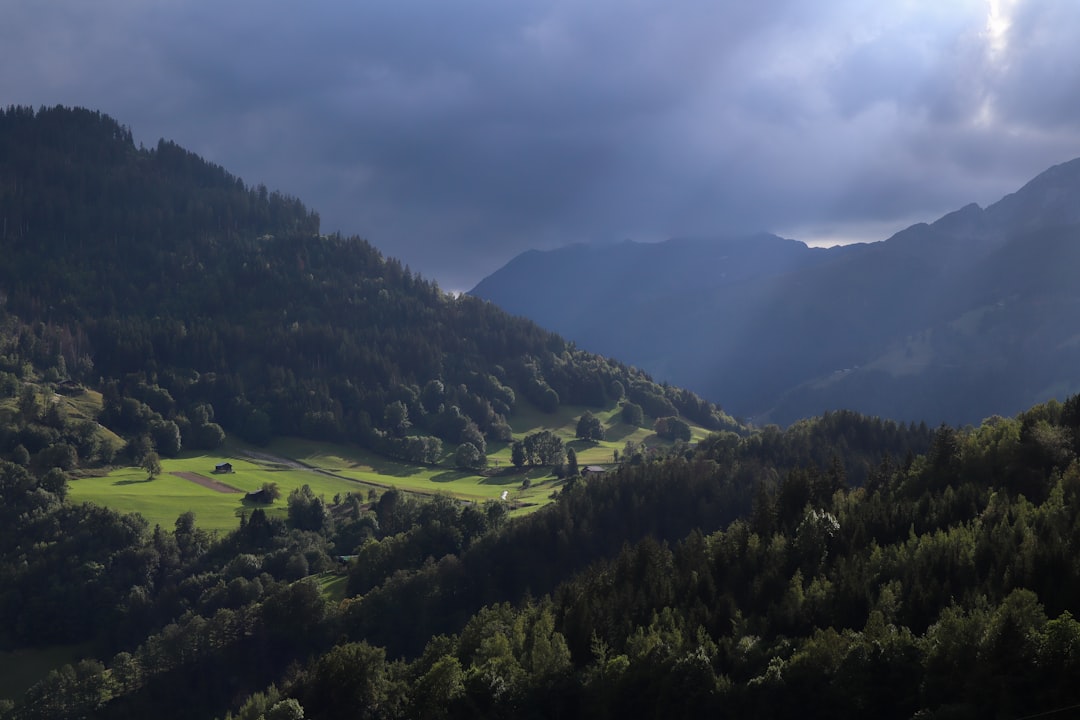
left=0, top=105, right=735, bottom=475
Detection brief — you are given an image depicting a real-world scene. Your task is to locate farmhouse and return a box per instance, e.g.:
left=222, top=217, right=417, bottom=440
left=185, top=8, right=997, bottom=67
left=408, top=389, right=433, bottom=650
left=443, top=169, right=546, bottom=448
left=583, top=465, right=606, bottom=475
left=245, top=488, right=271, bottom=503
left=56, top=380, right=85, bottom=396
left=213, top=462, right=233, bottom=474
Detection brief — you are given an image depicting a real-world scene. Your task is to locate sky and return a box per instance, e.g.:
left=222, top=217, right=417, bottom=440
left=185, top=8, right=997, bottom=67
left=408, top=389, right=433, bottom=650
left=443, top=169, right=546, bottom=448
left=4, top=0, right=1080, bottom=290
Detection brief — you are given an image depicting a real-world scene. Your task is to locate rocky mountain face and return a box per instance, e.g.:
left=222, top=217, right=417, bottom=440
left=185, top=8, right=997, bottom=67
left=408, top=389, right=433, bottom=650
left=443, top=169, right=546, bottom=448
left=472, top=158, right=1080, bottom=426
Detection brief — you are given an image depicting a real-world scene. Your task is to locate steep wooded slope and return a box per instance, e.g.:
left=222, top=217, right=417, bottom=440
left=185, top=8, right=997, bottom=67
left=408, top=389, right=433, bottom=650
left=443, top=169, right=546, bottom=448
left=0, top=105, right=735, bottom=467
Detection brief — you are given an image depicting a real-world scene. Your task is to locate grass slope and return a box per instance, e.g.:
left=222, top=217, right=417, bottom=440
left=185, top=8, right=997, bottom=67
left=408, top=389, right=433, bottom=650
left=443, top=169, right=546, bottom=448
left=313, top=571, right=349, bottom=604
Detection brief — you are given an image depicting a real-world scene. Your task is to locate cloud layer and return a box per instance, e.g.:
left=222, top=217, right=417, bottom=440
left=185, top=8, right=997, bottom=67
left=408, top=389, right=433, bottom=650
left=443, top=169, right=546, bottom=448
left=4, top=0, right=1079, bottom=288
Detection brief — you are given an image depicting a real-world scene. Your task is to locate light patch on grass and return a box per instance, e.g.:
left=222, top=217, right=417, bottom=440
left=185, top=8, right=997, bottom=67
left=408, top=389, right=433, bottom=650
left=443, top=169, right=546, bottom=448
left=313, top=571, right=349, bottom=604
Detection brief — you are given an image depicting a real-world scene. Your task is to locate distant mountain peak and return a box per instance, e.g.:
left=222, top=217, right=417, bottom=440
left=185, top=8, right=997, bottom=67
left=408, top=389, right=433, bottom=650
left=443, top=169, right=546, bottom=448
left=987, top=156, right=1080, bottom=230
left=1023, top=155, right=1080, bottom=187
left=931, top=201, right=983, bottom=230
left=472, top=155, right=1080, bottom=426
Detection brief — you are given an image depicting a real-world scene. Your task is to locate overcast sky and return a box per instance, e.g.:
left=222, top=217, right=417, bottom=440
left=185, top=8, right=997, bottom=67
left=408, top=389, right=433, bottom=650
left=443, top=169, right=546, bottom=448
left=4, top=0, right=1080, bottom=289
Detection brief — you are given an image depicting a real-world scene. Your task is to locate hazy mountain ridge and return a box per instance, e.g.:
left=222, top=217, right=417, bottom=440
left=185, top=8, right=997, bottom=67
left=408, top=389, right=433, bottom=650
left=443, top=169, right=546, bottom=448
left=472, top=157, right=1080, bottom=425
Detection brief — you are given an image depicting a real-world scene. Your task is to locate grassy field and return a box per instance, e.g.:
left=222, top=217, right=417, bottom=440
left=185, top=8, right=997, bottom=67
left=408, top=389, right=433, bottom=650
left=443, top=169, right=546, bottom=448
left=268, top=436, right=560, bottom=502
left=68, top=449, right=375, bottom=531
left=67, top=400, right=712, bottom=532
left=313, top=571, right=349, bottom=604
left=66, top=442, right=544, bottom=532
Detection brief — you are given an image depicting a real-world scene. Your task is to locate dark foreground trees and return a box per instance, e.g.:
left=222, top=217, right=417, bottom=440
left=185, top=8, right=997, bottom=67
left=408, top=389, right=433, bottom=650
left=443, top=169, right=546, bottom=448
left=20, top=401, right=1080, bottom=718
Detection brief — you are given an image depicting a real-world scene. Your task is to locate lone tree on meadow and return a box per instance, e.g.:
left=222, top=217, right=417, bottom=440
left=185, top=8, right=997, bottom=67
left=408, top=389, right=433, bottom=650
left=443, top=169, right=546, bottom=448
left=575, top=411, right=605, bottom=442
left=620, top=401, right=645, bottom=427
left=455, top=442, right=486, bottom=470
left=143, top=451, right=162, bottom=480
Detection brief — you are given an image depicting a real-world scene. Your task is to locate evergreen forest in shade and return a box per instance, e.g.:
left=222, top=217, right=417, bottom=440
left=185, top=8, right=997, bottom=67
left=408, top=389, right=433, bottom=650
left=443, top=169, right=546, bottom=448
left=1, top=106, right=1080, bottom=719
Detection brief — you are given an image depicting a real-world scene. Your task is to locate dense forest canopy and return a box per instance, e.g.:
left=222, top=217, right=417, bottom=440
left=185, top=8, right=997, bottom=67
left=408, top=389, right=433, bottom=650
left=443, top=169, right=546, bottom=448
left=2, top=106, right=1079, bottom=719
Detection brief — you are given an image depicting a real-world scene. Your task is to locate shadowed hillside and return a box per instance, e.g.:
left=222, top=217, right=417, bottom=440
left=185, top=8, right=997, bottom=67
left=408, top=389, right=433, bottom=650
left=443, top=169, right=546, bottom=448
left=0, top=105, right=736, bottom=469
left=473, top=158, right=1080, bottom=426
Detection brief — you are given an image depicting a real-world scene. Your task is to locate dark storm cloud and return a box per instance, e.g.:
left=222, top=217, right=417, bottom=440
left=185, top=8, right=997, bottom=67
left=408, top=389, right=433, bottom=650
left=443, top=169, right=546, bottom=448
left=3, top=0, right=1080, bottom=288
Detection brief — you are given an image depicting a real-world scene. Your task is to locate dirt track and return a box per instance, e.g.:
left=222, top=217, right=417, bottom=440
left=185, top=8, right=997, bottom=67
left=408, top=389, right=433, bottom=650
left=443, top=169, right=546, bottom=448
left=169, top=471, right=243, bottom=494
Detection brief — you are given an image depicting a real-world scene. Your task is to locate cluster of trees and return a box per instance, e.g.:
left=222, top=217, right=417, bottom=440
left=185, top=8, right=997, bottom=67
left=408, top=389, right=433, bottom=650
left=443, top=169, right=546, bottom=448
left=620, top=401, right=645, bottom=426
left=510, top=430, right=566, bottom=467
left=0, top=312, right=235, bottom=477
left=0, top=333, right=117, bottom=472
left=575, top=411, right=604, bottom=442
left=653, top=415, right=692, bottom=441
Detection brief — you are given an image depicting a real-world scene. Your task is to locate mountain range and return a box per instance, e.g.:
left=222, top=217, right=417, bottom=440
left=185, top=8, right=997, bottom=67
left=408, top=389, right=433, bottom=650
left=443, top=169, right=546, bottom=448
left=471, top=158, right=1080, bottom=426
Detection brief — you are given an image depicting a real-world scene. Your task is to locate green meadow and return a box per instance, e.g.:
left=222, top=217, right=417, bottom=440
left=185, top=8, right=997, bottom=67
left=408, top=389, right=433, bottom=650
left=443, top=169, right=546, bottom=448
left=66, top=442, right=553, bottom=532
left=68, top=448, right=379, bottom=532
left=67, top=400, right=710, bottom=532
left=313, top=571, right=349, bottom=604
